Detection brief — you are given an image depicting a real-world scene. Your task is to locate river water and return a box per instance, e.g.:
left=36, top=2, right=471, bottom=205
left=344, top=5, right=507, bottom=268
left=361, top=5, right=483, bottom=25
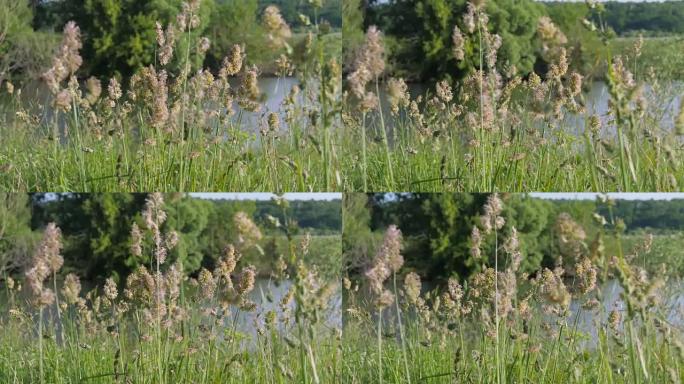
left=0, top=277, right=342, bottom=346
left=374, top=80, right=683, bottom=137
left=1, top=77, right=302, bottom=136
left=238, top=277, right=342, bottom=333
left=353, top=279, right=684, bottom=347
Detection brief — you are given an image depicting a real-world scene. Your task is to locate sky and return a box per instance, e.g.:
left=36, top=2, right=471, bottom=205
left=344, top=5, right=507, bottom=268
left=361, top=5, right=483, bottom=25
left=189, top=193, right=341, bottom=201
left=529, top=193, right=684, bottom=200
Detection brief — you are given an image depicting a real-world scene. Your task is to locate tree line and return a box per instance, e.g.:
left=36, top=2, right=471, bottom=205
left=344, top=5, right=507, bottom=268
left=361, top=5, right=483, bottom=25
left=0, top=193, right=341, bottom=283
left=344, top=193, right=684, bottom=283
left=578, top=1, right=684, bottom=37
left=2, top=0, right=341, bottom=81
left=343, top=0, right=683, bottom=81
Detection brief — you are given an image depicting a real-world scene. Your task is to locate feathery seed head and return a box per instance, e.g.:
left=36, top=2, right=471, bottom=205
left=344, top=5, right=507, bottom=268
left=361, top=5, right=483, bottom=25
left=263, top=6, right=292, bottom=49
left=197, top=268, right=216, bottom=300
left=404, top=272, right=422, bottom=305
left=452, top=25, right=465, bottom=61
left=363, top=26, right=385, bottom=78
left=104, top=277, right=118, bottom=301
left=62, top=273, right=81, bottom=305
left=237, top=266, right=257, bottom=296
left=220, top=45, right=244, bottom=79
left=386, top=78, right=410, bottom=115
left=378, top=225, right=403, bottom=273
left=130, top=223, right=143, bottom=257
left=234, top=211, right=262, bottom=249
left=85, top=77, right=102, bottom=105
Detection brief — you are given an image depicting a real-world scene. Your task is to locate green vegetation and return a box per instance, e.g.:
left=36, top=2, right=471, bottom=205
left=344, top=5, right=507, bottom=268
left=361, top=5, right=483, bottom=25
left=544, top=2, right=684, bottom=81
left=345, top=193, right=684, bottom=282
left=349, top=0, right=684, bottom=81
left=27, top=0, right=342, bottom=78
left=0, top=0, right=56, bottom=85
left=0, top=193, right=341, bottom=383
left=611, top=36, right=684, bottom=81
left=0, top=1, right=343, bottom=191
left=2, top=193, right=341, bottom=284
left=592, top=1, right=684, bottom=36
left=0, top=194, right=39, bottom=277
left=343, top=193, right=684, bottom=383
left=347, top=0, right=544, bottom=81
left=343, top=1, right=684, bottom=192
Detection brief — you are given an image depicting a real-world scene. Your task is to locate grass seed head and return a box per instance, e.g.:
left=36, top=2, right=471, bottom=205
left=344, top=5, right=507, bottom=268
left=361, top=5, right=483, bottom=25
left=263, top=6, right=292, bottom=49
left=237, top=266, right=256, bottom=296
left=379, top=225, right=403, bottom=273
left=104, top=277, right=118, bottom=301
left=234, top=212, right=262, bottom=249
left=197, top=268, right=216, bottom=300
left=404, top=272, right=422, bottom=307
left=386, top=78, right=410, bottom=115
left=452, top=25, right=465, bottom=61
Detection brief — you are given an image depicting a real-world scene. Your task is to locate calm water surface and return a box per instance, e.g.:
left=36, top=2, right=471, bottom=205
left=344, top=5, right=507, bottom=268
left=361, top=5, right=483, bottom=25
left=357, top=278, right=683, bottom=347
left=2, top=77, right=302, bottom=136
left=375, top=81, right=683, bottom=136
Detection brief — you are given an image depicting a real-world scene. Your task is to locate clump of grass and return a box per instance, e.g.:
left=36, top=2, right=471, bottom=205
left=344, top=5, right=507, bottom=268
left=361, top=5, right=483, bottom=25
left=0, top=1, right=342, bottom=192
left=343, top=194, right=684, bottom=383
left=0, top=194, right=341, bottom=383
left=342, top=3, right=684, bottom=192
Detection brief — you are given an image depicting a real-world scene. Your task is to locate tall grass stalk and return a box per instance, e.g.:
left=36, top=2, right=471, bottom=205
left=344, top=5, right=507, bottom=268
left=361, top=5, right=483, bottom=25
left=343, top=13, right=684, bottom=192
left=343, top=195, right=683, bottom=383
left=376, top=79, right=394, bottom=187
left=0, top=5, right=341, bottom=192
left=0, top=201, right=341, bottom=383
left=393, top=272, right=411, bottom=384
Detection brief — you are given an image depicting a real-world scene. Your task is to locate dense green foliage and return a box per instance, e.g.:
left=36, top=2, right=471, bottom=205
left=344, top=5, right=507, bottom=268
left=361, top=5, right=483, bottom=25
left=346, top=193, right=684, bottom=282
left=358, top=0, right=543, bottom=81
left=350, top=0, right=684, bottom=80
left=342, top=0, right=364, bottom=68
left=544, top=2, right=684, bottom=80
left=0, top=0, right=55, bottom=84
left=573, top=1, right=684, bottom=37
left=611, top=36, right=684, bottom=81
left=0, top=0, right=343, bottom=192
left=25, top=0, right=341, bottom=79
left=0, top=191, right=341, bottom=384
left=0, top=194, right=340, bottom=283
left=0, top=194, right=39, bottom=277
left=546, top=1, right=682, bottom=38
left=57, top=0, right=215, bottom=77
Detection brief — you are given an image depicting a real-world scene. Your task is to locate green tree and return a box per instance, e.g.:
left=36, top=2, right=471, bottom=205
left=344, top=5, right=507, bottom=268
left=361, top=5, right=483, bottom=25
left=199, top=199, right=257, bottom=269
left=365, top=0, right=543, bottom=81
left=343, top=193, right=378, bottom=275
left=0, top=0, right=55, bottom=83
left=342, top=0, right=364, bottom=68
left=164, top=197, right=211, bottom=273
left=204, top=0, right=264, bottom=71
left=0, top=194, right=39, bottom=277
left=58, top=0, right=214, bottom=78
left=363, top=193, right=554, bottom=282
left=31, top=193, right=216, bottom=283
